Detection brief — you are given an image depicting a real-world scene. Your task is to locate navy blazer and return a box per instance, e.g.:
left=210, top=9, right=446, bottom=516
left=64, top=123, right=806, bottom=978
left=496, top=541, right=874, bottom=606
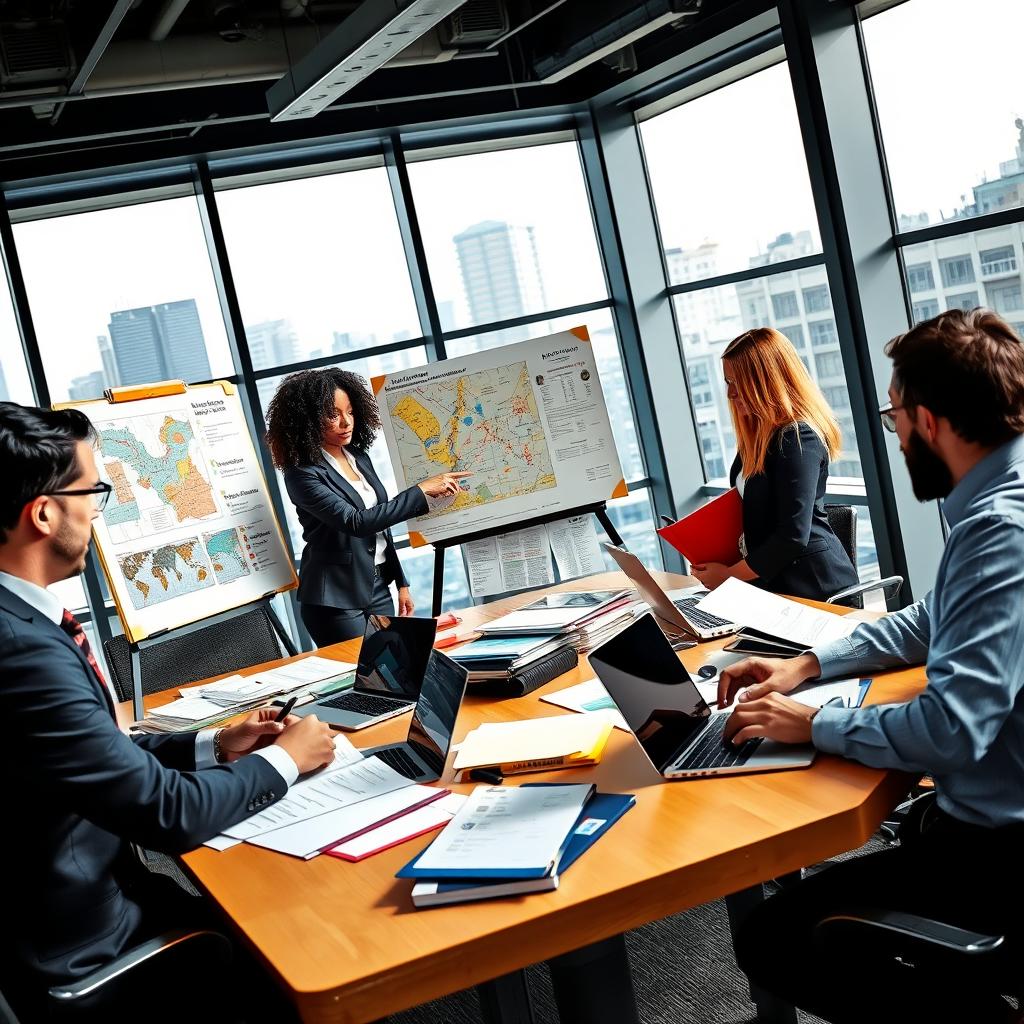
left=0, top=584, right=285, bottom=991
left=729, top=422, right=858, bottom=601
left=283, top=449, right=429, bottom=610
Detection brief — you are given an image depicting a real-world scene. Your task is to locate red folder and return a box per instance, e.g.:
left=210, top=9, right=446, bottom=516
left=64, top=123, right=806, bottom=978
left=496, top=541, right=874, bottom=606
left=656, top=488, right=743, bottom=566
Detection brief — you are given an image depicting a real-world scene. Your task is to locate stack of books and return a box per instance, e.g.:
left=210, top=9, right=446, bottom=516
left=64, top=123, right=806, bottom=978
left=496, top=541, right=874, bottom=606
left=397, top=783, right=635, bottom=908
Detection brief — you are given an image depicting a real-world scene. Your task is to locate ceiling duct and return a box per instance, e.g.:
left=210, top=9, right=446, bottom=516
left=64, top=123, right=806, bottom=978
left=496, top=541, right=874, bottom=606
left=534, top=0, right=702, bottom=84
left=0, top=18, right=74, bottom=86
left=266, top=0, right=467, bottom=122
left=440, top=0, right=508, bottom=46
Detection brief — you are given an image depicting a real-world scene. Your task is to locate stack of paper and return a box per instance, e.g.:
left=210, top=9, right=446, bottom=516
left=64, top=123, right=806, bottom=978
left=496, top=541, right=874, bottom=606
left=450, top=634, right=567, bottom=681
left=453, top=714, right=613, bottom=775
left=398, top=785, right=636, bottom=908
left=478, top=590, right=632, bottom=637
left=696, top=578, right=860, bottom=658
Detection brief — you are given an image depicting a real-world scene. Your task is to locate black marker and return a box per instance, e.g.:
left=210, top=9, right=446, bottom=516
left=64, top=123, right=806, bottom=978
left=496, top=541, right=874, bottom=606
left=274, top=696, right=298, bottom=723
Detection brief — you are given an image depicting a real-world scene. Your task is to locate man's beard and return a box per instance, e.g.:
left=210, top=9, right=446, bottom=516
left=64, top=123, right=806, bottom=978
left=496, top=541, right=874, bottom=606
left=53, top=518, right=89, bottom=575
left=904, top=428, right=954, bottom=501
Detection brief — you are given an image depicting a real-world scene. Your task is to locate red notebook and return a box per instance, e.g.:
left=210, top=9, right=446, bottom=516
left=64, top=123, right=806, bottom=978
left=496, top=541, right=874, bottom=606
left=656, top=488, right=743, bottom=566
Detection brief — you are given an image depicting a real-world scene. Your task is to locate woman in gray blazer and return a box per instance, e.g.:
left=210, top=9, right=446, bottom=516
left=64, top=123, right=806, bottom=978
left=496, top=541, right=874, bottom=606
left=266, top=368, right=468, bottom=646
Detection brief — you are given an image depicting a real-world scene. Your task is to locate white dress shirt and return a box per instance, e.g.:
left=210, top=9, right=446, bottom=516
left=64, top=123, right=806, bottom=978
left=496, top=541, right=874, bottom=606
left=0, top=570, right=298, bottom=786
left=323, top=447, right=388, bottom=566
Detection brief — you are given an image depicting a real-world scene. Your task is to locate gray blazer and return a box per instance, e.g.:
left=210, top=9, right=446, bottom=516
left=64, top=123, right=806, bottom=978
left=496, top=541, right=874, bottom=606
left=283, top=449, right=429, bottom=610
left=0, top=584, right=285, bottom=992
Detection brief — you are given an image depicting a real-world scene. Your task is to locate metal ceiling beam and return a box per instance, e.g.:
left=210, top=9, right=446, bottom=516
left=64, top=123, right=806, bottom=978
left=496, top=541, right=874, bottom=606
left=50, top=0, right=136, bottom=124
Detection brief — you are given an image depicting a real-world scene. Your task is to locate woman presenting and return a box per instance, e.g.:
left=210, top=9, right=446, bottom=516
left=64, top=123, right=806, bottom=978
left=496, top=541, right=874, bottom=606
left=690, top=327, right=858, bottom=602
left=266, top=368, right=469, bottom=646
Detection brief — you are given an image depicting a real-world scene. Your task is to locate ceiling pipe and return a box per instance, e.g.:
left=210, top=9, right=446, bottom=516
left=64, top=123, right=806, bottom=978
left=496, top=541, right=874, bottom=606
left=149, top=0, right=193, bottom=42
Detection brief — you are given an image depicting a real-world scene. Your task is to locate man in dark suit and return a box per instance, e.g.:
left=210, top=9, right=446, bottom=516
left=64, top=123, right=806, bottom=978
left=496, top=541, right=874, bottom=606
left=0, top=402, right=336, bottom=1018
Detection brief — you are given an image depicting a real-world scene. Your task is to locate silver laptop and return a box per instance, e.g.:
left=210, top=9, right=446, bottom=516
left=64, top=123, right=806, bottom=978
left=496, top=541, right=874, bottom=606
left=603, top=543, right=737, bottom=641
left=295, top=614, right=437, bottom=731
left=363, top=649, right=468, bottom=782
left=589, top=614, right=815, bottom=778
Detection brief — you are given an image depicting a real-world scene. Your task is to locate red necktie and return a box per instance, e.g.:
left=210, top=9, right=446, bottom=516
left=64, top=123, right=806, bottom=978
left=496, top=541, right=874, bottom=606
left=60, top=608, right=110, bottom=694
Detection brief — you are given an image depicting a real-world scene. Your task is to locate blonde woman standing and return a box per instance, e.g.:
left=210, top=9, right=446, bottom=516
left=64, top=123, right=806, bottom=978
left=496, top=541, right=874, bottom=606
left=690, top=327, right=858, bottom=601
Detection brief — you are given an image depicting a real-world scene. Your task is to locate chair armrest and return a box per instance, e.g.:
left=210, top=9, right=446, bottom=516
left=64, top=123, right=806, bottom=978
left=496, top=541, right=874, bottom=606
left=815, top=908, right=1004, bottom=955
left=826, top=575, right=904, bottom=606
left=48, top=929, right=231, bottom=1003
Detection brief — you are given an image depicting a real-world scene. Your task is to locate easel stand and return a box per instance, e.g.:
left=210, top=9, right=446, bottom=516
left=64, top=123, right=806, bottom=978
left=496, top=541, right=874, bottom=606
left=428, top=502, right=625, bottom=616
left=128, top=595, right=297, bottom=722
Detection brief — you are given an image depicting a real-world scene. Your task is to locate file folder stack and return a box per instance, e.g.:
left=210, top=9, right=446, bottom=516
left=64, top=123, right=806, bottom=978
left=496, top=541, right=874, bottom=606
left=449, top=634, right=580, bottom=696
left=397, top=784, right=635, bottom=908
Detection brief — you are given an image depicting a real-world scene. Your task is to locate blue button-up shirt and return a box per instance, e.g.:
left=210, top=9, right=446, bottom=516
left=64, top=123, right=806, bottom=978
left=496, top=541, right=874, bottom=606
left=811, top=434, right=1024, bottom=827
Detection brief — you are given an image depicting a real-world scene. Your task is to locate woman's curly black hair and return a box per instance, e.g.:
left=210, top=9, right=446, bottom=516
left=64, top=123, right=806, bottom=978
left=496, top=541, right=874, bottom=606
left=265, top=368, right=382, bottom=469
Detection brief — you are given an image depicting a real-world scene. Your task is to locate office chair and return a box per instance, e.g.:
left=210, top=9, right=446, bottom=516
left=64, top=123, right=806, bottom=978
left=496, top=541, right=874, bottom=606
left=103, top=604, right=296, bottom=703
left=1, top=929, right=232, bottom=1022
left=824, top=504, right=904, bottom=609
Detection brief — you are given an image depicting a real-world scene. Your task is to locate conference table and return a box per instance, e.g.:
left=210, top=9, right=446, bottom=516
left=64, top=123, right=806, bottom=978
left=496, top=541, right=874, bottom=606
left=140, top=571, right=924, bottom=1024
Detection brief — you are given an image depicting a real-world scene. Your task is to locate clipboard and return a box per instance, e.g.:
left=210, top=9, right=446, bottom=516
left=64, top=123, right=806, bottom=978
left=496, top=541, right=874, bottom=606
left=56, top=379, right=298, bottom=645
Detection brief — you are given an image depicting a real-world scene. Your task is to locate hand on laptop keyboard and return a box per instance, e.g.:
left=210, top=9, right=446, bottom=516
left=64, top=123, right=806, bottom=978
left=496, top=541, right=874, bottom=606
left=722, top=691, right=819, bottom=746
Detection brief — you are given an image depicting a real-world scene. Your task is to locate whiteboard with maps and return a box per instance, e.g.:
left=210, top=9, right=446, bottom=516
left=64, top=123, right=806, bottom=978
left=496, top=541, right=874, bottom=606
left=62, top=382, right=297, bottom=643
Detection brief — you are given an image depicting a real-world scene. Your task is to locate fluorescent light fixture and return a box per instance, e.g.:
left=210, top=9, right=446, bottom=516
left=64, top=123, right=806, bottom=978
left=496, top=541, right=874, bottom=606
left=267, top=0, right=466, bottom=122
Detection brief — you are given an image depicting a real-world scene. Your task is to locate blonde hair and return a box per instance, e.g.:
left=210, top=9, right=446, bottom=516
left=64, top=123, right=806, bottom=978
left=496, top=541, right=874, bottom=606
left=723, top=327, right=842, bottom=476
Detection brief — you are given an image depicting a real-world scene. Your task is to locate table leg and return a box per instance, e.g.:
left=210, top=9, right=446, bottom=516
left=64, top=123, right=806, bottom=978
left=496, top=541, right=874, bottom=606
left=725, top=886, right=798, bottom=1024
left=477, top=969, right=536, bottom=1024
left=548, top=933, right=640, bottom=1024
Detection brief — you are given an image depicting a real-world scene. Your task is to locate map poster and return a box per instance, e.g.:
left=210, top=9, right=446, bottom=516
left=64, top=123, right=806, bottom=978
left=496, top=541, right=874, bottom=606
left=371, top=327, right=627, bottom=547
left=61, top=382, right=297, bottom=643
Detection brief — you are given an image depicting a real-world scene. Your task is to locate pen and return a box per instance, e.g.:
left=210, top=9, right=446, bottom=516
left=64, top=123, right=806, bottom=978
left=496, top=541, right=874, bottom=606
left=820, top=695, right=847, bottom=711
left=274, top=696, right=298, bottom=723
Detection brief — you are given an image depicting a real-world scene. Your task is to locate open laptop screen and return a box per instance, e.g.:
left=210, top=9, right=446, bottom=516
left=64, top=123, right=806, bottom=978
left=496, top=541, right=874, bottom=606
left=355, top=614, right=437, bottom=700
left=406, top=650, right=468, bottom=776
left=589, top=614, right=712, bottom=773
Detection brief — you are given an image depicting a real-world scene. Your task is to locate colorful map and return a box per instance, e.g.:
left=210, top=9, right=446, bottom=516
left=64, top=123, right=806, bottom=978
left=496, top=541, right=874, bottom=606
left=203, top=527, right=251, bottom=585
left=118, top=538, right=214, bottom=610
left=387, top=361, right=556, bottom=518
left=99, top=412, right=218, bottom=542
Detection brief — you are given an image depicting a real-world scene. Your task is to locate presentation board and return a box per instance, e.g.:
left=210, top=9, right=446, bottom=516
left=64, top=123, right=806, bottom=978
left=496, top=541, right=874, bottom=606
left=61, top=382, right=297, bottom=643
left=371, top=326, right=627, bottom=547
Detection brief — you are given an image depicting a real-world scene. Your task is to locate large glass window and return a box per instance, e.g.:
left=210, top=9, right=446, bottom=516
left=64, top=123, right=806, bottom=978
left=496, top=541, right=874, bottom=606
left=14, top=197, right=233, bottom=403
left=642, top=63, right=822, bottom=279
left=863, top=0, right=1024, bottom=226
left=215, top=167, right=421, bottom=368
left=407, top=141, right=607, bottom=331
left=0, top=263, right=33, bottom=403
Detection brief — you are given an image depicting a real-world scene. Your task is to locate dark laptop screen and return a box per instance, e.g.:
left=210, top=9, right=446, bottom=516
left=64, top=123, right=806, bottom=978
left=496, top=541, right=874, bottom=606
left=588, top=614, right=712, bottom=773
left=406, top=650, right=468, bottom=775
left=355, top=615, right=437, bottom=700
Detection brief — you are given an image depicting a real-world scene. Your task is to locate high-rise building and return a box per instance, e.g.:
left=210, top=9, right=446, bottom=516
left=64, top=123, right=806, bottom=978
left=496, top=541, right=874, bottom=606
left=107, top=299, right=210, bottom=385
left=97, top=334, right=118, bottom=387
left=246, top=319, right=301, bottom=368
left=68, top=370, right=107, bottom=401
left=453, top=220, right=546, bottom=338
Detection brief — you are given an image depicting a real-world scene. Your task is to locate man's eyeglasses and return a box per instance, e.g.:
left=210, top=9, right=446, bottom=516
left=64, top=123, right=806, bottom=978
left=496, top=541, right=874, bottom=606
left=47, top=482, right=113, bottom=512
left=878, top=401, right=905, bottom=434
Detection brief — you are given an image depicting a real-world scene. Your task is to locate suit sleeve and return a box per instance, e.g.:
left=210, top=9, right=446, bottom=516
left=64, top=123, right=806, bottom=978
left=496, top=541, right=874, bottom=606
left=743, top=424, right=822, bottom=579
left=2, top=626, right=286, bottom=853
left=285, top=467, right=428, bottom=538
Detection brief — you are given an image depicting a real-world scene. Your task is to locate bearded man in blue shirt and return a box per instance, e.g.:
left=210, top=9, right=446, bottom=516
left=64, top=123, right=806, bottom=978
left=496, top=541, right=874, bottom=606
left=717, top=308, right=1024, bottom=1024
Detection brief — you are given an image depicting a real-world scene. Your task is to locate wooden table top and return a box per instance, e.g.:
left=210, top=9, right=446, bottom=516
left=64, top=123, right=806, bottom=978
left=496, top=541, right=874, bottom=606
left=148, top=572, right=922, bottom=1024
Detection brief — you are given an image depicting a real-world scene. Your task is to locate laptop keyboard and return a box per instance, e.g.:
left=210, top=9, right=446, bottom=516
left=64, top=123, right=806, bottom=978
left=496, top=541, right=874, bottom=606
left=675, top=713, right=762, bottom=771
left=373, top=745, right=423, bottom=779
left=318, top=691, right=408, bottom=716
left=673, top=597, right=734, bottom=630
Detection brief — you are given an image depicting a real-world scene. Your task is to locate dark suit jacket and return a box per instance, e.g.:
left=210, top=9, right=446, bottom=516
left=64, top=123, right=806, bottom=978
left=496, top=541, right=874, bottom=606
left=0, top=584, right=286, bottom=991
left=729, top=422, right=858, bottom=601
left=284, top=449, right=428, bottom=611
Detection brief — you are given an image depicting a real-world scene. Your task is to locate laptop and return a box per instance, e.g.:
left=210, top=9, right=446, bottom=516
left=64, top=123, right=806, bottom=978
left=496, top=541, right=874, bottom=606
left=295, top=614, right=437, bottom=730
left=602, top=543, right=737, bottom=641
left=588, top=613, right=815, bottom=778
left=363, top=649, right=469, bottom=782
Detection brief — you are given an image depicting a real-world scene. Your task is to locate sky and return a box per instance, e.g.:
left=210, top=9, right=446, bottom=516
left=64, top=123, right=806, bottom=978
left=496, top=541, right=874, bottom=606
left=1, top=0, right=1022, bottom=402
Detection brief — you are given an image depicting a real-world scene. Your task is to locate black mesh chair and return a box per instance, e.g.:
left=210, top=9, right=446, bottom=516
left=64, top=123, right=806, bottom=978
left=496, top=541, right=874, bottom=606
left=824, top=504, right=904, bottom=609
left=103, top=604, right=296, bottom=703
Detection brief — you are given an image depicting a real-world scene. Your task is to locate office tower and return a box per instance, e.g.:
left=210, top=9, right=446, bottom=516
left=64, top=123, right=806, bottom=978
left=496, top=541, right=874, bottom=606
left=453, top=220, right=547, bottom=339
left=68, top=370, right=107, bottom=401
left=246, top=319, right=301, bottom=368
left=331, top=331, right=377, bottom=356
left=108, top=299, right=211, bottom=385
left=97, top=334, right=118, bottom=387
